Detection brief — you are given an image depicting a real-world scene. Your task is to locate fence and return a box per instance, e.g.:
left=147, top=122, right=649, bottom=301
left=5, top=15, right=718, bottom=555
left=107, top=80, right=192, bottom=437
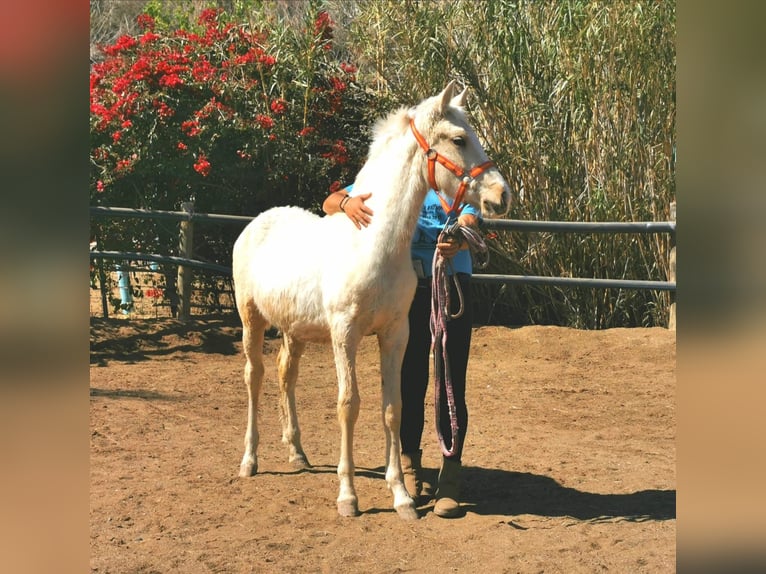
left=90, top=203, right=676, bottom=327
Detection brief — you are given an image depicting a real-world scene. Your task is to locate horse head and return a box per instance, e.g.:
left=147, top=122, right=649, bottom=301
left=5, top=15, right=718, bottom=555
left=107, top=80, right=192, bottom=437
left=408, top=81, right=510, bottom=218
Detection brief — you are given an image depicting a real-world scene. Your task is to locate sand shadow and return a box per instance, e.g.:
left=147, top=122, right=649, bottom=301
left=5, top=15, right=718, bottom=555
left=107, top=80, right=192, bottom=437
left=89, top=387, right=182, bottom=401
left=258, top=464, right=386, bottom=481
left=459, top=465, right=675, bottom=522
left=90, top=316, right=244, bottom=365
left=240, top=464, right=674, bottom=521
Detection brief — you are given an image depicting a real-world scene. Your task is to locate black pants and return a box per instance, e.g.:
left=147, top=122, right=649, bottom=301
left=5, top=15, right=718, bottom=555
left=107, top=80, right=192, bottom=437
left=400, top=273, right=472, bottom=462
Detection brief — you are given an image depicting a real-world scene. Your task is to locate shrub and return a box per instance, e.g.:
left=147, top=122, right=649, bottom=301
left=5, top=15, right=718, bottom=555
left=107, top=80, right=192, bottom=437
left=90, top=4, right=371, bottom=269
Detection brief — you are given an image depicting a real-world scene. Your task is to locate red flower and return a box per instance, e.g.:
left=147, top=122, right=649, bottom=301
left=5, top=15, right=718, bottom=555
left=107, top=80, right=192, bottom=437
left=298, top=126, right=315, bottom=137
left=102, top=35, right=137, bottom=56
left=258, top=54, right=276, bottom=67
left=153, top=99, right=175, bottom=118
left=314, top=10, right=333, bottom=41
left=340, top=62, right=357, bottom=75
left=330, top=76, right=346, bottom=92
left=198, top=8, right=221, bottom=27
left=321, top=139, right=348, bottom=165
left=193, top=155, right=211, bottom=177
left=96, top=180, right=105, bottom=193
left=255, top=114, right=274, bottom=129
left=92, top=147, right=108, bottom=161
left=136, top=13, right=155, bottom=31
left=270, top=98, right=287, bottom=115
left=192, top=57, right=215, bottom=82
left=116, top=158, right=133, bottom=172
left=140, top=32, right=160, bottom=45
left=181, top=120, right=201, bottom=136
left=177, top=142, right=188, bottom=151
left=159, top=73, right=184, bottom=89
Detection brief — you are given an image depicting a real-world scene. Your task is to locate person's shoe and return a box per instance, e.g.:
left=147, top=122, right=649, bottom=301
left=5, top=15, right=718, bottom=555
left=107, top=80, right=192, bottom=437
left=400, top=450, right=423, bottom=501
left=434, top=457, right=463, bottom=518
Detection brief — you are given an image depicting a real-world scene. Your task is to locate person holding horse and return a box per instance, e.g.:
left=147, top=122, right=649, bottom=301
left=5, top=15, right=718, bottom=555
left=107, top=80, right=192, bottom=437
left=323, top=185, right=479, bottom=518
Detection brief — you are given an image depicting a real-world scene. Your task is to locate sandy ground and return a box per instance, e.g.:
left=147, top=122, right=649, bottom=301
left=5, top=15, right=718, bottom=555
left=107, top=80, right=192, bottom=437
left=90, top=316, right=675, bottom=573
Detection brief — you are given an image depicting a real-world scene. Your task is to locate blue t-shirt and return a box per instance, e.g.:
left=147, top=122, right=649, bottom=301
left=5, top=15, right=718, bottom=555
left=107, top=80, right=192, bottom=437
left=345, top=185, right=479, bottom=278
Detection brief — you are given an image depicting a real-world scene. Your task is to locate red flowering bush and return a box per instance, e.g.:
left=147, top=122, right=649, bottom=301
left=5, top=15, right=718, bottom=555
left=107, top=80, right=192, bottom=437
left=90, top=7, right=370, bottom=267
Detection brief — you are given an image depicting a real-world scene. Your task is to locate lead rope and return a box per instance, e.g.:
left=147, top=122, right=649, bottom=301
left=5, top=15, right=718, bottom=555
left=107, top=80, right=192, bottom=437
left=431, top=220, right=489, bottom=456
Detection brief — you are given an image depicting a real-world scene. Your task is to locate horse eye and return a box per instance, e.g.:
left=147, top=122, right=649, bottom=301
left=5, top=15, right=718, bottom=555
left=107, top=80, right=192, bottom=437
left=452, top=136, right=465, bottom=147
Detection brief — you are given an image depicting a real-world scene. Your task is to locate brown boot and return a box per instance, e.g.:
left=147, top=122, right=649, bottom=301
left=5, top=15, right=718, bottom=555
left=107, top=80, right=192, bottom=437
left=434, top=457, right=463, bottom=518
left=400, top=450, right=423, bottom=501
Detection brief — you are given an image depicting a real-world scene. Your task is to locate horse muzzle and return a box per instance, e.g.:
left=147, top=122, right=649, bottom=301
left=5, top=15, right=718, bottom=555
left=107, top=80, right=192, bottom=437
left=479, top=181, right=511, bottom=218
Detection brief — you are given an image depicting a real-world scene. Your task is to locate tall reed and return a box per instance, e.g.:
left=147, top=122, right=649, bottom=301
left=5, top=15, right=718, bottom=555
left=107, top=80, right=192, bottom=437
left=334, top=0, right=676, bottom=327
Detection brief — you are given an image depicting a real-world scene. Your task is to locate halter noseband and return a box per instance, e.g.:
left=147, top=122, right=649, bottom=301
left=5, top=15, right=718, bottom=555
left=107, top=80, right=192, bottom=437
left=409, top=118, right=494, bottom=216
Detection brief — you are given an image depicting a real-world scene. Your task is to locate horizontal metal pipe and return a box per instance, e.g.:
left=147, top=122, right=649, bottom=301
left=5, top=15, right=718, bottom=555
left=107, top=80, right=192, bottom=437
left=90, top=251, right=232, bottom=275
left=90, top=206, right=675, bottom=233
left=472, top=274, right=676, bottom=291
left=481, top=219, right=675, bottom=234
left=90, top=206, right=253, bottom=225
left=91, top=208, right=676, bottom=292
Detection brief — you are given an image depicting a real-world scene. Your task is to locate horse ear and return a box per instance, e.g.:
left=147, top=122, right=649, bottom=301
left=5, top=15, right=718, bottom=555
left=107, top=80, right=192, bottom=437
left=450, top=86, right=468, bottom=109
left=438, top=80, right=457, bottom=113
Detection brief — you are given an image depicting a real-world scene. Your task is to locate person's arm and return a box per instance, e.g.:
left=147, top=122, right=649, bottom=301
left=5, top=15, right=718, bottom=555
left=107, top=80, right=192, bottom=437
left=322, top=188, right=374, bottom=230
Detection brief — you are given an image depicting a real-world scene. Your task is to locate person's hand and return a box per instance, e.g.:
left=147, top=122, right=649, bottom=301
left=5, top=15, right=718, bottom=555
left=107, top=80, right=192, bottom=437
left=457, top=213, right=478, bottom=229
left=436, top=212, right=477, bottom=258
left=436, top=235, right=462, bottom=258
left=344, top=192, right=374, bottom=229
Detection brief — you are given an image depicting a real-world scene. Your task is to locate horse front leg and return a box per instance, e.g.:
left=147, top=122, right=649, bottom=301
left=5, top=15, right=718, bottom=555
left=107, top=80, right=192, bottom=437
left=239, top=316, right=266, bottom=477
left=277, top=334, right=310, bottom=468
left=379, top=321, right=419, bottom=520
left=331, top=330, right=361, bottom=517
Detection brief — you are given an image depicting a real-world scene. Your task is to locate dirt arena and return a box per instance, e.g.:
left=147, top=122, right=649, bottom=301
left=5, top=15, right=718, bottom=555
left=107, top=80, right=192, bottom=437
left=90, top=316, right=675, bottom=573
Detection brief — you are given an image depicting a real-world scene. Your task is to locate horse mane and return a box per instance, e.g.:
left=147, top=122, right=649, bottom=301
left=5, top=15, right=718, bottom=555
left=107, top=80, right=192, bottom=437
left=366, top=96, right=470, bottom=163
left=366, top=106, right=411, bottom=160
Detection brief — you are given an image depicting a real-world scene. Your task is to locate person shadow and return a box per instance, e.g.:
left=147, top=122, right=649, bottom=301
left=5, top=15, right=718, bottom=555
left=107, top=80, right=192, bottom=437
left=454, top=465, right=675, bottom=522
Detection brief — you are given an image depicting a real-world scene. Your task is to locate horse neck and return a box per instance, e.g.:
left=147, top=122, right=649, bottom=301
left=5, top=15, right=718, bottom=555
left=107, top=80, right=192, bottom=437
left=356, top=143, right=428, bottom=259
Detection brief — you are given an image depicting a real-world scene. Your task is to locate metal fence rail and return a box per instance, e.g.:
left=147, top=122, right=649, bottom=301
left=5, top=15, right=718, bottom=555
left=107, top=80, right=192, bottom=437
left=90, top=250, right=232, bottom=274
left=90, top=205, right=253, bottom=225
left=472, top=274, right=675, bottom=291
left=482, top=218, right=675, bottom=234
left=90, top=204, right=676, bottom=322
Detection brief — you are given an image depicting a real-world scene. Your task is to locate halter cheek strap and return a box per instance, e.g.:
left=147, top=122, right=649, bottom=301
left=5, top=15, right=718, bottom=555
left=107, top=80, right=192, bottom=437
left=409, top=118, right=494, bottom=216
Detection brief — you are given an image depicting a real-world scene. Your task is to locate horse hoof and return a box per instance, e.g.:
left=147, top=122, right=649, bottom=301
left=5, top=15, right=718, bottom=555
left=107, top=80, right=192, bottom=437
left=290, top=454, right=311, bottom=469
left=239, top=462, right=257, bottom=477
left=337, top=499, right=360, bottom=517
left=395, top=502, right=419, bottom=521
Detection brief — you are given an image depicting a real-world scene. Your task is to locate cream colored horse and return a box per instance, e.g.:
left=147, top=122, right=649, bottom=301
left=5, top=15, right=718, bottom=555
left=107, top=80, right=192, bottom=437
left=232, top=81, right=509, bottom=519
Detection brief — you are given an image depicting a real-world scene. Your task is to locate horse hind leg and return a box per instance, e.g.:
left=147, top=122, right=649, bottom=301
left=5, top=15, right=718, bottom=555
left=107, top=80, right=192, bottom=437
left=238, top=307, right=267, bottom=477
left=278, top=334, right=310, bottom=469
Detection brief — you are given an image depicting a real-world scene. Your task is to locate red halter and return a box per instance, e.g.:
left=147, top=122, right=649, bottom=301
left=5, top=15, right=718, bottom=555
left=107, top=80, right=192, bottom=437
left=409, top=118, right=495, bottom=216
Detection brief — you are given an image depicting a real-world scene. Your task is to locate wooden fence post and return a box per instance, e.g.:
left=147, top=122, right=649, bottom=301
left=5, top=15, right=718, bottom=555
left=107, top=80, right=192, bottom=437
left=98, top=257, right=109, bottom=318
left=668, top=201, right=676, bottom=331
left=177, top=201, right=194, bottom=321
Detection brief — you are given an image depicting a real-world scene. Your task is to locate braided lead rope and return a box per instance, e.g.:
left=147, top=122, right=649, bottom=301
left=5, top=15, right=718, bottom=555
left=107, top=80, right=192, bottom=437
left=431, top=223, right=489, bottom=457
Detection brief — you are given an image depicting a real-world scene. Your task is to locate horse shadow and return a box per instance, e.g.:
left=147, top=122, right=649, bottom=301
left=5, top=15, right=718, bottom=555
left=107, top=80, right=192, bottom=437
left=262, top=464, right=675, bottom=521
